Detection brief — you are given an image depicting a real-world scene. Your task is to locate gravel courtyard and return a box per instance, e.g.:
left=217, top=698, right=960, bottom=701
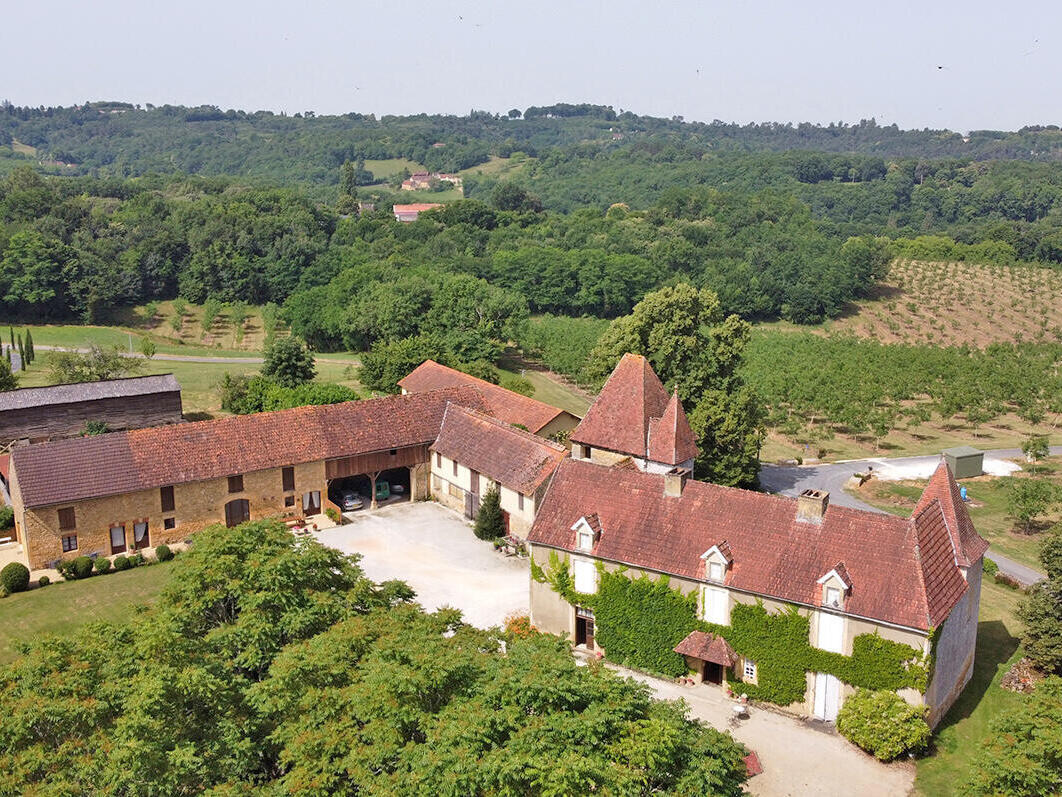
left=316, top=501, right=529, bottom=629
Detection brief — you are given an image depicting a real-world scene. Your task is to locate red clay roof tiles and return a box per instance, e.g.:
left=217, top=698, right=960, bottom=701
left=647, top=392, right=699, bottom=465
left=914, top=461, right=990, bottom=567
left=431, top=404, right=568, bottom=495
left=572, top=354, right=671, bottom=457
left=529, top=458, right=980, bottom=630
left=674, top=630, right=738, bottom=666
left=398, top=360, right=574, bottom=434
left=12, top=387, right=489, bottom=508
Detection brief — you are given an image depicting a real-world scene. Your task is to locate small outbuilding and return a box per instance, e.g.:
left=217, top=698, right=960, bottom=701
left=942, top=446, right=983, bottom=480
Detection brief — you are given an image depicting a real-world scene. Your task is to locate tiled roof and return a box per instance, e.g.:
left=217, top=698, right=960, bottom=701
left=432, top=404, right=567, bottom=495
left=393, top=203, right=443, bottom=213
left=399, top=360, right=573, bottom=434
left=12, top=387, right=489, bottom=508
left=674, top=630, right=738, bottom=666
left=528, top=458, right=979, bottom=630
left=647, top=392, right=699, bottom=465
left=913, top=461, right=990, bottom=567
left=0, top=374, right=180, bottom=412
left=572, top=354, right=670, bottom=456
left=912, top=501, right=971, bottom=626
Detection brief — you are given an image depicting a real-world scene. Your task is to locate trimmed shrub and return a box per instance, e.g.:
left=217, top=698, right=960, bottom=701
left=836, top=689, right=931, bottom=760
left=0, top=562, right=30, bottom=593
left=982, top=558, right=999, bottom=577
left=94, top=557, right=112, bottom=574
left=38, top=575, right=50, bottom=587
left=113, top=555, right=131, bottom=571
left=155, top=544, right=173, bottom=562
left=59, top=556, right=95, bottom=580
left=129, top=553, right=144, bottom=567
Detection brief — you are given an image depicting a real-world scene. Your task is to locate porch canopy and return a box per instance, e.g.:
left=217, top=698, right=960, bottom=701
left=673, top=631, right=737, bottom=666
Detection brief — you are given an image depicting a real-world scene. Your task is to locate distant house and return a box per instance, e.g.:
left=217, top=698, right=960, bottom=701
left=0, top=374, right=183, bottom=448
left=399, top=360, right=581, bottom=441
left=393, top=203, right=443, bottom=222
left=400, top=171, right=464, bottom=192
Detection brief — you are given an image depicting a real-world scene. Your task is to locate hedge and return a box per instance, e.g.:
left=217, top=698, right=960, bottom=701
left=836, top=688, right=931, bottom=760
left=535, top=553, right=930, bottom=704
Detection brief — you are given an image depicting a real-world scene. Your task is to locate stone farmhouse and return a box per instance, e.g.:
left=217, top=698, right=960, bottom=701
left=527, top=354, right=988, bottom=728
left=392, top=203, right=443, bottom=222
left=0, top=374, right=182, bottom=448
left=401, top=171, right=463, bottom=192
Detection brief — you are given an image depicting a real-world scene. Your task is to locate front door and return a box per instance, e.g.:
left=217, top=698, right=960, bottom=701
left=703, top=661, right=723, bottom=684
left=575, top=607, right=595, bottom=648
left=132, top=521, right=149, bottom=550
left=109, top=525, right=126, bottom=555
left=814, top=672, right=841, bottom=721
left=303, top=491, right=321, bottom=515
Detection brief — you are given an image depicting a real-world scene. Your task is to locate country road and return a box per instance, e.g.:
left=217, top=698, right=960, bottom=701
left=760, top=448, right=1062, bottom=586
left=23, top=344, right=361, bottom=366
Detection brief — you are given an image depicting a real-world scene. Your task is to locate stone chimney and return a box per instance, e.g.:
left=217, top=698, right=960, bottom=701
left=796, top=488, right=829, bottom=524
left=664, top=467, right=690, bottom=498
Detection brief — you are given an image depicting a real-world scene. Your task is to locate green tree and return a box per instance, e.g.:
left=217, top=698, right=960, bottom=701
left=47, top=344, right=143, bottom=384
left=23, top=329, right=33, bottom=364
left=261, top=335, right=316, bottom=388
left=1008, top=478, right=1058, bottom=533
left=201, top=297, right=222, bottom=338
left=1023, top=434, right=1051, bottom=463
left=966, top=677, right=1062, bottom=796
left=588, top=284, right=764, bottom=486
left=359, top=334, right=447, bottom=393
left=1019, top=530, right=1062, bottom=674
left=0, top=230, right=68, bottom=318
left=138, top=338, right=156, bottom=359
left=473, top=486, right=506, bottom=540
left=0, top=356, right=15, bottom=391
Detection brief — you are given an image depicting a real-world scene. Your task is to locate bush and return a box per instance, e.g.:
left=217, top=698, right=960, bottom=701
left=0, top=505, right=13, bottom=529
left=155, top=544, right=174, bottom=562
left=0, top=562, right=30, bottom=593
left=113, top=555, right=131, bottom=571
left=59, top=556, right=95, bottom=580
left=324, top=507, right=340, bottom=523
left=836, top=689, right=931, bottom=760
left=94, top=557, right=112, bottom=574
left=982, top=558, right=999, bottom=577
left=129, top=553, right=144, bottom=567
left=38, top=575, right=50, bottom=587
left=0, top=585, right=7, bottom=599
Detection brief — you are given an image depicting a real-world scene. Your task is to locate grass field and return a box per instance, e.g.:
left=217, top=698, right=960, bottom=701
left=459, top=155, right=531, bottom=180
left=848, top=457, right=1061, bottom=570
left=362, top=158, right=425, bottom=179
left=0, top=562, right=174, bottom=665
left=914, top=578, right=1026, bottom=795
left=814, top=259, right=1062, bottom=348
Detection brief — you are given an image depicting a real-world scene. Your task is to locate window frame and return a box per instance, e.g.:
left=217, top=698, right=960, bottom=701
left=58, top=507, right=76, bottom=530
left=577, top=529, right=594, bottom=551
left=825, top=586, right=841, bottom=607
left=744, top=660, right=757, bottom=681
left=281, top=467, right=295, bottom=492
left=284, top=495, right=296, bottom=507
left=708, top=560, right=724, bottom=582
left=572, top=558, right=598, bottom=594
left=61, top=533, right=78, bottom=552
left=160, top=485, right=175, bottom=513
left=452, top=459, right=458, bottom=476
left=228, top=475, right=244, bottom=494
left=163, top=517, right=176, bottom=530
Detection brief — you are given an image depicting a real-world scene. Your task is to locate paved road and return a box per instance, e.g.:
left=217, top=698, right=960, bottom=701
left=29, top=344, right=360, bottom=366
left=760, top=447, right=1062, bottom=586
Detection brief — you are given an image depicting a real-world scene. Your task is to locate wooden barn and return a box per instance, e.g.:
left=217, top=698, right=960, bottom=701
left=0, top=374, right=183, bottom=447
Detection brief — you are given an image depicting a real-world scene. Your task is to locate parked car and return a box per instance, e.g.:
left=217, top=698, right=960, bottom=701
left=339, top=490, right=363, bottom=511
left=375, top=481, right=391, bottom=501
left=391, top=483, right=405, bottom=495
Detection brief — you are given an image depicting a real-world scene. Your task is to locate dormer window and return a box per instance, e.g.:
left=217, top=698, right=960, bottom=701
left=571, top=514, right=602, bottom=552
left=700, top=541, right=733, bottom=583
left=825, top=587, right=841, bottom=607
left=816, top=562, right=852, bottom=610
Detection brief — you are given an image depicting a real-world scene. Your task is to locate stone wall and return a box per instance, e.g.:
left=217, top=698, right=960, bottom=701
left=15, top=460, right=325, bottom=570
left=430, top=452, right=538, bottom=535
left=924, top=559, right=983, bottom=727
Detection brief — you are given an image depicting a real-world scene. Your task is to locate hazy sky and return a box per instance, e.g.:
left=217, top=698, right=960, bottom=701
left=3, top=0, right=1057, bottom=131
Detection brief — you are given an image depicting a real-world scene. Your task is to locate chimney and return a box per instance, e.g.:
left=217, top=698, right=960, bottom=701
left=664, top=467, right=690, bottom=498
left=797, top=489, right=829, bottom=523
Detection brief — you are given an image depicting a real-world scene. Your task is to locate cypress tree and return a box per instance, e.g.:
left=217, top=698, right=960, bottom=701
left=16, top=334, right=24, bottom=365
left=473, top=486, right=507, bottom=540
left=4, top=346, right=10, bottom=365
left=24, top=330, right=33, bottom=364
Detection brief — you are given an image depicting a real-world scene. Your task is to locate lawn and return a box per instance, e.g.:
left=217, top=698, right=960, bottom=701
left=362, top=158, right=425, bottom=179
left=915, top=577, right=1026, bottom=795
left=848, top=457, right=1062, bottom=570
left=0, top=562, right=174, bottom=665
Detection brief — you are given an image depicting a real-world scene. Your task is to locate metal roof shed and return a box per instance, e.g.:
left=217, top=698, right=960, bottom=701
left=942, top=446, right=983, bottom=480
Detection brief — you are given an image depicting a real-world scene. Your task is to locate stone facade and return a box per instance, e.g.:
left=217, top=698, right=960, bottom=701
left=12, top=461, right=325, bottom=570
left=528, top=544, right=950, bottom=722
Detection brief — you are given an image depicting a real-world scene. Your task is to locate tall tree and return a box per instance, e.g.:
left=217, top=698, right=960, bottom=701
left=1019, top=530, right=1062, bottom=675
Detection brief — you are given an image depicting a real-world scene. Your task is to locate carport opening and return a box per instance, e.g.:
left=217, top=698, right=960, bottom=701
left=328, top=467, right=411, bottom=513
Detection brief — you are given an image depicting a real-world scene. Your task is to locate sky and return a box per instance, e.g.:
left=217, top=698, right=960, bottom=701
left=2, top=0, right=1058, bottom=132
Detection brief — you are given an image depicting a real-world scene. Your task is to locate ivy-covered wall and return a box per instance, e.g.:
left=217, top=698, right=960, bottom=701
left=533, top=552, right=931, bottom=707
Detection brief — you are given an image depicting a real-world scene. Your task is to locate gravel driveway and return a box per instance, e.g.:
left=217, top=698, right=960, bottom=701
left=316, top=501, right=529, bottom=629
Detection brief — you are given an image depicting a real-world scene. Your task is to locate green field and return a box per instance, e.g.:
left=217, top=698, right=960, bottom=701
left=362, top=158, right=425, bottom=179
left=915, top=578, right=1026, bottom=795
left=0, top=562, right=173, bottom=665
